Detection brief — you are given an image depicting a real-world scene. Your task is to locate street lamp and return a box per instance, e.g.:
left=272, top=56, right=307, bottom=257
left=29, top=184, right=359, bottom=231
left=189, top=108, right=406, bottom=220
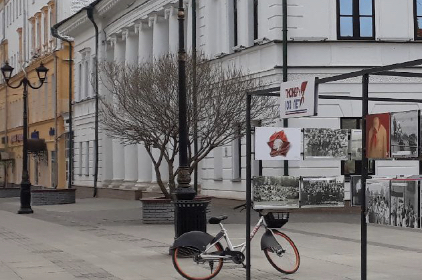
left=173, top=0, right=208, bottom=239
left=1, top=62, right=49, bottom=214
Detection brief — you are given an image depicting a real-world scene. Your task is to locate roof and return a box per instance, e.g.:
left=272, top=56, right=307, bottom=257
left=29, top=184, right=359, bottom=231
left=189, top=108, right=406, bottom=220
left=52, top=0, right=102, bottom=31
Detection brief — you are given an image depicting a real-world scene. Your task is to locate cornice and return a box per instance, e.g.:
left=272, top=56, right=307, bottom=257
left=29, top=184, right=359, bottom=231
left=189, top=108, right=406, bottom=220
left=97, top=0, right=120, bottom=16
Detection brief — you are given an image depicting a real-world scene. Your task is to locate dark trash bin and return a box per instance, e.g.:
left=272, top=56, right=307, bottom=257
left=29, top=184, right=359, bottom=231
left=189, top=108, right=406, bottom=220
left=174, top=200, right=210, bottom=238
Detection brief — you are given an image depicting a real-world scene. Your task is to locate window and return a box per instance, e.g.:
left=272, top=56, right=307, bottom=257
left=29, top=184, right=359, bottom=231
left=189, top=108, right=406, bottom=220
left=213, top=147, right=223, bottom=180
left=414, top=0, right=422, bottom=39
left=337, top=0, right=375, bottom=39
left=340, top=117, right=375, bottom=179
left=85, top=141, right=89, bottom=176
left=253, top=0, right=258, bottom=40
left=78, top=142, right=83, bottom=175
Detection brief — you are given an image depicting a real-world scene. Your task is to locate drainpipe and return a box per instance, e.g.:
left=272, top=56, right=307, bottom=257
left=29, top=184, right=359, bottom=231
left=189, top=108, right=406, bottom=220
left=282, top=0, right=289, bottom=176
left=86, top=7, right=99, bottom=198
left=50, top=28, right=73, bottom=190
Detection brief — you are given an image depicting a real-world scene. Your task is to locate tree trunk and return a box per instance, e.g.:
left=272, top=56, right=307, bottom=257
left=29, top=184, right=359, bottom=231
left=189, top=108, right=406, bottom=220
left=153, top=164, right=170, bottom=199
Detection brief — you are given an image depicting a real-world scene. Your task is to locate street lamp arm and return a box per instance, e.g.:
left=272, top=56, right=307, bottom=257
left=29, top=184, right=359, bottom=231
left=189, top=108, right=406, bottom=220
left=4, top=79, right=24, bottom=89
left=26, top=79, right=45, bottom=90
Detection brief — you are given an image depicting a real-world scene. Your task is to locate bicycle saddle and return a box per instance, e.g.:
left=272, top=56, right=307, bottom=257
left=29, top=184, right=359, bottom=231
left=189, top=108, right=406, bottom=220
left=208, top=215, right=228, bottom=224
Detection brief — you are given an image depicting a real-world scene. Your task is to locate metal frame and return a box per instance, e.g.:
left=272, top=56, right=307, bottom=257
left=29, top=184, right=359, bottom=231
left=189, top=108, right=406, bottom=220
left=245, top=58, right=422, bottom=280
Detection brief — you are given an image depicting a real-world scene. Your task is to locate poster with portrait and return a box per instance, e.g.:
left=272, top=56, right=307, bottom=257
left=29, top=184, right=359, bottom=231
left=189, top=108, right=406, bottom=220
left=366, top=179, right=390, bottom=225
left=252, top=176, right=300, bottom=209
left=351, top=175, right=362, bottom=206
left=390, top=111, right=418, bottom=158
left=366, top=113, right=390, bottom=159
left=255, top=127, right=301, bottom=161
left=300, top=176, right=344, bottom=207
left=350, top=129, right=362, bottom=160
left=303, top=128, right=348, bottom=159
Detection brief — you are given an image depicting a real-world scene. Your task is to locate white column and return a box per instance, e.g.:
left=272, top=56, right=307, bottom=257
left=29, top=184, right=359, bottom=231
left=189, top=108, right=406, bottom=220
left=151, top=14, right=169, bottom=57
left=99, top=36, right=114, bottom=186
left=219, top=0, right=232, bottom=54
left=123, top=27, right=139, bottom=184
left=150, top=13, right=169, bottom=183
left=137, top=22, right=153, bottom=63
left=237, top=0, right=254, bottom=47
left=137, top=145, right=152, bottom=184
left=257, top=0, right=270, bottom=40
left=166, top=6, right=179, bottom=54
left=186, top=1, right=192, bottom=52
left=204, top=0, right=217, bottom=56
left=135, top=22, right=153, bottom=184
left=111, top=35, right=126, bottom=185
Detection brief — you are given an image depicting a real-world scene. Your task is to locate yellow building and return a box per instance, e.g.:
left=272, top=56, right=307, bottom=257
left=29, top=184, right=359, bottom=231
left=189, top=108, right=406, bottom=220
left=0, top=0, right=72, bottom=190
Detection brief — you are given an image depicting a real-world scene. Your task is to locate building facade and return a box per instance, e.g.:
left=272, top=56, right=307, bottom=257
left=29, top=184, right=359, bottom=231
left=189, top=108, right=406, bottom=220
left=0, top=0, right=77, bottom=189
left=55, top=0, right=422, bottom=200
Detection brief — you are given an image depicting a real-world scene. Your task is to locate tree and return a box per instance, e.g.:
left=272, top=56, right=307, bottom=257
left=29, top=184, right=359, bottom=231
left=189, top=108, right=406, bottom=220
left=100, top=53, right=275, bottom=199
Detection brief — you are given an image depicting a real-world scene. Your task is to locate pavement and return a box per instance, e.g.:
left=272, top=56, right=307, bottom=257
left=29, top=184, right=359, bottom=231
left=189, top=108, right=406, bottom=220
left=0, top=197, right=421, bottom=280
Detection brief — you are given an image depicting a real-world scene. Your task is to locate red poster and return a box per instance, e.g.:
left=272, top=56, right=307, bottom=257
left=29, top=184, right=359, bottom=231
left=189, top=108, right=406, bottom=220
left=366, top=113, right=390, bottom=159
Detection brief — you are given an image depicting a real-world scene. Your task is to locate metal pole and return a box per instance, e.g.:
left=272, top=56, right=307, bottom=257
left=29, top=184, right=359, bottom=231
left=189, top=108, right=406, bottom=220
left=67, top=42, right=73, bottom=189
left=361, top=73, right=369, bottom=280
left=192, top=0, right=198, bottom=194
left=87, top=7, right=99, bottom=197
left=18, top=80, right=33, bottom=214
left=175, top=0, right=195, bottom=200
left=245, top=93, right=252, bottom=280
left=282, top=0, right=289, bottom=176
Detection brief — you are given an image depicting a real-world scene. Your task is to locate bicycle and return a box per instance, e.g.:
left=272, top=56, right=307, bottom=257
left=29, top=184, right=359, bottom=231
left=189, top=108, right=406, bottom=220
left=172, top=203, right=300, bottom=280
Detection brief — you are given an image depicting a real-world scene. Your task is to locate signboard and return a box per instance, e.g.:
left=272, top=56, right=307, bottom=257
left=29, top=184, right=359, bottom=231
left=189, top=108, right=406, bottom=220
left=280, top=78, right=317, bottom=118
left=255, top=127, right=301, bottom=161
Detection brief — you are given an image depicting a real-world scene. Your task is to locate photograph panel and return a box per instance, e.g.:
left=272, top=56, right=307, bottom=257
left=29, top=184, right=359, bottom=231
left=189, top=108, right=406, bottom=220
left=300, top=176, right=345, bottom=207
left=303, top=128, right=349, bottom=160
left=391, top=111, right=418, bottom=158
left=350, top=129, right=362, bottom=160
left=366, top=179, right=390, bottom=225
left=252, top=176, right=300, bottom=209
left=255, top=127, right=302, bottom=161
left=351, top=175, right=362, bottom=206
left=366, top=113, right=390, bottom=159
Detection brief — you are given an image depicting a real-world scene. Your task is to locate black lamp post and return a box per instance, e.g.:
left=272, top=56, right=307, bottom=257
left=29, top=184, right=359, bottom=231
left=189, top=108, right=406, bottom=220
left=175, top=0, right=195, bottom=200
left=172, top=0, right=208, bottom=239
left=1, top=62, right=49, bottom=214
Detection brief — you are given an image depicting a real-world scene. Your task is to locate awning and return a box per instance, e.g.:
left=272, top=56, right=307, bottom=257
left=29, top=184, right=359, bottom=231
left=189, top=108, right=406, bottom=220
left=27, top=139, right=47, bottom=153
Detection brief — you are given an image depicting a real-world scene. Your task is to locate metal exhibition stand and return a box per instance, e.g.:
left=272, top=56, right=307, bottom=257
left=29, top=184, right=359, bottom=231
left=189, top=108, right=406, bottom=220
left=245, top=58, right=422, bottom=280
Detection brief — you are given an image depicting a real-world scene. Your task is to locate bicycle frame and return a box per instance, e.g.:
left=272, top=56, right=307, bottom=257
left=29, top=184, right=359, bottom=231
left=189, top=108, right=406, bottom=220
left=200, top=215, right=272, bottom=260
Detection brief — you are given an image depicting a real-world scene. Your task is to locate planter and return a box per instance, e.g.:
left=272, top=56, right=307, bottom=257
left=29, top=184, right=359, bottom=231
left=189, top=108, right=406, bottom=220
left=0, top=187, right=20, bottom=198
left=31, top=188, right=76, bottom=206
left=141, top=195, right=213, bottom=224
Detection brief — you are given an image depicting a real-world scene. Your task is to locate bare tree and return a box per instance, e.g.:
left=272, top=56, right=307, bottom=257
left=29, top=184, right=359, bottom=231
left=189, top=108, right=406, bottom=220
left=100, top=53, right=276, bottom=199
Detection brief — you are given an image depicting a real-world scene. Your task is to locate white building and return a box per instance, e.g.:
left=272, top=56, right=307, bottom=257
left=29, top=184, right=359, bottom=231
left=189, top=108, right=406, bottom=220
left=54, top=0, right=422, bottom=201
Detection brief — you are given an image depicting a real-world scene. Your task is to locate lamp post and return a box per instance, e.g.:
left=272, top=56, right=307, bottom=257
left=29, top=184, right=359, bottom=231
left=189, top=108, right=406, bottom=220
left=173, top=0, right=208, bottom=239
left=175, top=0, right=195, bottom=200
left=1, top=62, right=49, bottom=214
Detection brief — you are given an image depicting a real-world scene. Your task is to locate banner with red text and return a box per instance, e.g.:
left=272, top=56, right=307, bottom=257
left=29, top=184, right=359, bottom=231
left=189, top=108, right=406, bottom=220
left=280, top=78, right=317, bottom=118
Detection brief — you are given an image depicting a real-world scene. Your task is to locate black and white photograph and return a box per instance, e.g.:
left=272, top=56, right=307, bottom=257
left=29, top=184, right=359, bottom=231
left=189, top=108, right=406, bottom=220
left=300, top=177, right=344, bottom=207
left=350, top=129, right=362, bottom=160
left=366, top=179, right=390, bottom=225
left=303, top=128, right=349, bottom=159
left=391, top=111, right=419, bottom=158
left=252, top=176, right=300, bottom=209
left=404, top=181, right=419, bottom=228
left=351, top=175, right=362, bottom=206
left=390, top=181, right=405, bottom=227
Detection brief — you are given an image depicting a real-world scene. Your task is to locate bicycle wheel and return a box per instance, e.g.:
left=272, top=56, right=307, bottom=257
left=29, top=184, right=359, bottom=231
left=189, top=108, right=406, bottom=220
left=264, top=230, right=300, bottom=274
left=172, top=243, right=224, bottom=280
